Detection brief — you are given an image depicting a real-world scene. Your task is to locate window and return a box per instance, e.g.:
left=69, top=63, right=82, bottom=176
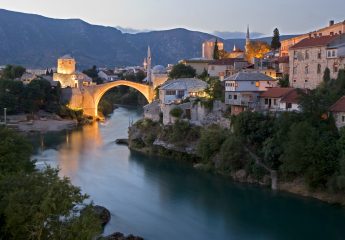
left=327, top=51, right=332, bottom=58
left=293, top=67, right=297, bottom=74
left=287, top=103, right=292, bottom=109
left=305, top=50, right=309, bottom=60
left=332, top=50, right=336, bottom=57
left=228, top=95, right=232, bottom=99
left=251, top=81, right=254, bottom=85
left=305, top=65, right=309, bottom=74
left=255, top=82, right=260, bottom=87
left=305, top=79, right=308, bottom=83
left=294, top=51, right=297, bottom=59
left=210, top=66, right=215, bottom=71
left=274, top=99, right=277, bottom=105
left=317, top=64, right=322, bottom=74
left=265, top=99, right=269, bottom=105
left=234, top=95, right=238, bottom=100
left=342, top=115, right=345, bottom=123
left=177, top=90, right=185, bottom=97
left=166, top=90, right=176, bottom=95
left=317, top=49, right=322, bottom=59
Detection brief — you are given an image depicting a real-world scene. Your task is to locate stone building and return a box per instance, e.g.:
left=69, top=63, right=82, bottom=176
left=259, top=87, right=302, bottom=112
left=207, top=58, right=249, bottom=80
left=202, top=38, right=224, bottom=60
left=53, top=55, right=93, bottom=88
left=180, top=58, right=212, bottom=75
left=281, top=20, right=345, bottom=57
left=289, top=34, right=345, bottom=89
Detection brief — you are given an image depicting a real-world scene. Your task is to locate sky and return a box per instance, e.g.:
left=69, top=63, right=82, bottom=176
left=0, top=0, right=345, bottom=36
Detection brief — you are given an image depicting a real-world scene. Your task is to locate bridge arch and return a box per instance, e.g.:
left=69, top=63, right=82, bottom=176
left=92, top=80, right=154, bottom=117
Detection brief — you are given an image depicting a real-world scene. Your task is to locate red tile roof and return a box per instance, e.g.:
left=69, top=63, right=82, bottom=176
left=209, top=58, right=247, bottom=66
left=330, top=96, right=345, bottom=112
left=281, top=89, right=302, bottom=104
left=290, top=35, right=339, bottom=49
left=260, top=87, right=295, bottom=98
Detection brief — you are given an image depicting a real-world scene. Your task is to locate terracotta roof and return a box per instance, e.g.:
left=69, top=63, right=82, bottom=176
left=330, top=96, right=345, bottom=112
left=290, top=35, right=340, bottom=49
left=260, top=87, right=295, bottom=98
left=209, top=58, right=247, bottom=66
left=281, top=89, right=304, bottom=104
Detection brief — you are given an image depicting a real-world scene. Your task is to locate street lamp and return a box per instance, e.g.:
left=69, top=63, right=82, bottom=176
left=4, top=108, right=7, bottom=125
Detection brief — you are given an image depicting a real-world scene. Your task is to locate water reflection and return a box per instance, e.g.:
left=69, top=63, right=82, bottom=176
left=31, top=107, right=345, bottom=240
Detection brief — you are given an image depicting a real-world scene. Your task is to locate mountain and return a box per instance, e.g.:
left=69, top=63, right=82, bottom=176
left=0, top=9, right=296, bottom=69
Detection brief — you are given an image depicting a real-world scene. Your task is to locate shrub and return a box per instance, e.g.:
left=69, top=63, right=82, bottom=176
left=170, top=107, right=183, bottom=118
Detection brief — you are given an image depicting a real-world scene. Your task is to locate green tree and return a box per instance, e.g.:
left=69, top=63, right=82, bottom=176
left=281, top=121, right=339, bottom=188
left=278, top=74, right=290, bottom=87
left=1, top=65, right=26, bottom=79
left=83, top=66, right=103, bottom=84
left=271, top=28, right=281, bottom=51
left=197, top=125, right=227, bottom=161
left=219, top=135, right=247, bottom=171
left=213, top=39, right=220, bottom=60
left=169, top=63, right=196, bottom=79
left=323, top=67, right=331, bottom=83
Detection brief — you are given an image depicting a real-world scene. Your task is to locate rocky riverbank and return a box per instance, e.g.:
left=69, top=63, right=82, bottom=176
left=128, top=118, right=345, bottom=206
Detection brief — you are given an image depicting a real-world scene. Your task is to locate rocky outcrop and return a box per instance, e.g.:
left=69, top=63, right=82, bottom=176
left=153, top=139, right=197, bottom=155
left=104, top=232, right=144, bottom=240
left=115, top=139, right=129, bottom=145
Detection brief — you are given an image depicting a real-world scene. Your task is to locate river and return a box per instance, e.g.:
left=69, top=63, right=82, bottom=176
left=31, top=107, right=345, bottom=240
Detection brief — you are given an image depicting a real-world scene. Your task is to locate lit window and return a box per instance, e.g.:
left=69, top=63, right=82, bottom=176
left=255, top=82, right=260, bottom=87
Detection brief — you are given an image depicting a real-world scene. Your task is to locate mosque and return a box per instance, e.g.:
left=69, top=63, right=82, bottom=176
left=143, top=47, right=169, bottom=89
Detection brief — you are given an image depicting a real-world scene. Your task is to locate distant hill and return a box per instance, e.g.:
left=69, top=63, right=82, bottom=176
left=0, top=9, right=297, bottom=69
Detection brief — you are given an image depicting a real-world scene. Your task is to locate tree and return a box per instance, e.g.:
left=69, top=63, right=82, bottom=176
left=246, top=41, right=271, bottom=60
left=271, top=28, right=281, bottom=51
left=197, top=125, right=227, bottom=161
left=1, top=65, right=26, bottom=79
left=169, top=63, right=196, bottom=79
left=213, top=39, right=220, bottom=60
left=278, top=74, right=290, bottom=87
left=323, top=67, right=331, bottom=83
left=83, top=66, right=103, bottom=84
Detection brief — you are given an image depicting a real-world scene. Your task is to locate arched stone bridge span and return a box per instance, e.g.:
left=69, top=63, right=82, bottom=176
left=65, top=80, right=155, bottom=117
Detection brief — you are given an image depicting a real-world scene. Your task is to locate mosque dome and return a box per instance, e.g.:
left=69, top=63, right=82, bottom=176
left=152, top=65, right=167, bottom=74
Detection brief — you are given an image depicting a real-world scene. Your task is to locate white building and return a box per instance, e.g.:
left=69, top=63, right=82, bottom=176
left=98, top=70, right=119, bottom=82
left=159, top=78, right=208, bottom=104
left=224, top=71, right=276, bottom=115
left=259, top=87, right=302, bottom=112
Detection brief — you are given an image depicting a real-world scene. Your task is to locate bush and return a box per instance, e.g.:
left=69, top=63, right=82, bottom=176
left=197, top=125, right=227, bottom=161
left=219, top=135, right=247, bottom=171
left=170, top=107, right=183, bottom=118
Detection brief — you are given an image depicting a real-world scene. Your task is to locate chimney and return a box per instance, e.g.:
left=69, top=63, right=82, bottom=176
left=330, top=20, right=335, bottom=26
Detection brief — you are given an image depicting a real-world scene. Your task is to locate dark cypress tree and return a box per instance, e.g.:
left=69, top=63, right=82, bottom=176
left=323, top=67, right=331, bottom=83
left=213, top=39, right=220, bottom=60
left=271, top=28, right=281, bottom=51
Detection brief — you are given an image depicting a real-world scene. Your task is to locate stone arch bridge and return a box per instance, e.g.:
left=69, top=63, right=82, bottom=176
left=63, top=80, right=155, bottom=117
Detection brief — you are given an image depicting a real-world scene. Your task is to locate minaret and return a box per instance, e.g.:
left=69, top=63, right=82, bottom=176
left=245, top=25, right=250, bottom=54
left=233, top=44, right=237, bottom=51
left=147, top=46, right=152, bottom=84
